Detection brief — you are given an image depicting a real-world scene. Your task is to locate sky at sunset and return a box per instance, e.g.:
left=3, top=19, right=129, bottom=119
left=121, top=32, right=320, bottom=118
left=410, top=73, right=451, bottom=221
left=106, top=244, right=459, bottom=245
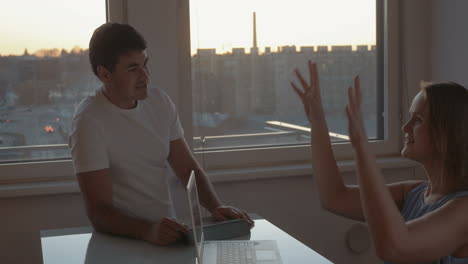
left=0, top=0, right=105, bottom=55
left=1, top=0, right=376, bottom=56
left=190, top=0, right=376, bottom=54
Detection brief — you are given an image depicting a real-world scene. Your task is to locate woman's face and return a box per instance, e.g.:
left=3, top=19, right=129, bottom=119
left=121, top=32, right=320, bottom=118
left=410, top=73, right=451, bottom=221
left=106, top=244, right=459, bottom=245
left=401, top=91, right=437, bottom=163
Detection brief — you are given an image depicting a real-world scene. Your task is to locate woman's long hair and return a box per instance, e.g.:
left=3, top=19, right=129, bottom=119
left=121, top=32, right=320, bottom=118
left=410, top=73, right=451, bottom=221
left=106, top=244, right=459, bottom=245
left=422, top=82, right=468, bottom=191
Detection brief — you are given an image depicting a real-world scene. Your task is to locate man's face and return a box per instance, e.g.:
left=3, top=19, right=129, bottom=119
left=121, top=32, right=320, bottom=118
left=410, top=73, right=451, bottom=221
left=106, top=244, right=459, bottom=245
left=105, top=49, right=150, bottom=108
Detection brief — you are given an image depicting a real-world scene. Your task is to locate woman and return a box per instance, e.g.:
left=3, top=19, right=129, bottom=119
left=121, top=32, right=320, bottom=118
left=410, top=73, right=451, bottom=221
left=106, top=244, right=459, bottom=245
left=291, top=60, right=468, bottom=263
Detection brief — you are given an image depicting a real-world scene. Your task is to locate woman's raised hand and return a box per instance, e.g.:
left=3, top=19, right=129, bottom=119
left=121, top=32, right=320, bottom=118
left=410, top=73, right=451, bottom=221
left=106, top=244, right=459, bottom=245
left=345, top=76, right=368, bottom=147
left=291, top=60, right=325, bottom=124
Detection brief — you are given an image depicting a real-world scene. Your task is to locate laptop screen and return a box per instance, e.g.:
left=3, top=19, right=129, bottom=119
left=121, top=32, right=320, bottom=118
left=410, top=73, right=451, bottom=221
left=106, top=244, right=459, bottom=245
left=187, top=170, right=204, bottom=262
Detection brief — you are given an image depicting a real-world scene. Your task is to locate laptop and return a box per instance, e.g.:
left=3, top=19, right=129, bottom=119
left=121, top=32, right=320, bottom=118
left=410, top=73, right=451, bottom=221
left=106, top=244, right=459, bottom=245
left=186, top=170, right=283, bottom=264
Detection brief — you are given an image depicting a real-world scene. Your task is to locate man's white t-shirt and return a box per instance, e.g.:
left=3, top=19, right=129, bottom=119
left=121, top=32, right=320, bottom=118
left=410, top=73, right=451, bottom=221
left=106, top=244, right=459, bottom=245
left=69, top=87, right=184, bottom=222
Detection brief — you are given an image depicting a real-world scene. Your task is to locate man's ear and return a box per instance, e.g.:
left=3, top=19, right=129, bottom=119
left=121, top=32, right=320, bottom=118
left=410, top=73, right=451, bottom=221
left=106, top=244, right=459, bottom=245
left=97, top=65, right=112, bottom=83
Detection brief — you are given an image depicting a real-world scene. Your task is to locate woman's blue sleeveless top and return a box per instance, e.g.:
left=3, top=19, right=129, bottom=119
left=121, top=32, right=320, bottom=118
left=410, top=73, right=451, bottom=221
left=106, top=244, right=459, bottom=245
left=384, top=182, right=468, bottom=264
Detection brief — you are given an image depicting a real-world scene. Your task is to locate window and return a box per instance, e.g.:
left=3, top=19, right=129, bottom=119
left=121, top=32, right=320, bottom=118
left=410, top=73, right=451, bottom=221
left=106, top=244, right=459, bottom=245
left=190, top=0, right=383, bottom=156
left=0, top=0, right=401, bottom=187
left=0, top=0, right=106, bottom=164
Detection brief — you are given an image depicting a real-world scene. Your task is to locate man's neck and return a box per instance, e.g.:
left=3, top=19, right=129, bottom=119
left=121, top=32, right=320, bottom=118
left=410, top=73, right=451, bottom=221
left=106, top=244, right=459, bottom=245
left=101, top=87, right=137, bottom=109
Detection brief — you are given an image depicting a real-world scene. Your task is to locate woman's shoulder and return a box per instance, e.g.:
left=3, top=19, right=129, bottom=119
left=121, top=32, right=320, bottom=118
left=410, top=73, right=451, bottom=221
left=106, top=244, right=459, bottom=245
left=450, top=188, right=468, bottom=199
left=431, top=187, right=468, bottom=211
left=445, top=194, right=468, bottom=208
left=388, top=180, right=426, bottom=210
left=402, top=180, right=427, bottom=199
left=434, top=196, right=468, bottom=242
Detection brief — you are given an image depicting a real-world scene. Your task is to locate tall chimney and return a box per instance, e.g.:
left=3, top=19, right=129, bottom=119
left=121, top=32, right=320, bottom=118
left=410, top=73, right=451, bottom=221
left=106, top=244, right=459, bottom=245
left=253, top=12, right=257, bottom=50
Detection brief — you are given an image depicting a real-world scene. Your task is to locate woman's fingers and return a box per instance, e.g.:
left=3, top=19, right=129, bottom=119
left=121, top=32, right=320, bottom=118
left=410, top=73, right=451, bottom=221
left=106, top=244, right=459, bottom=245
left=309, top=61, right=320, bottom=94
left=347, top=83, right=361, bottom=111
left=290, top=61, right=326, bottom=124
left=347, top=86, right=359, bottom=125
left=291, top=81, right=312, bottom=113
left=345, top=78, right=369, bottom=145
left=290, top=81, right=304, bottom=98
left=294, top=69, right=310, bottom=93
left=345, top=104, right=352, bottom=122
left=291, top=81, right=310, bottom=116
left=347, top=86, right=356, bottom=110
left=291, top=61, right=321, bottom=98
left=354, top=75, right=361, bottom=106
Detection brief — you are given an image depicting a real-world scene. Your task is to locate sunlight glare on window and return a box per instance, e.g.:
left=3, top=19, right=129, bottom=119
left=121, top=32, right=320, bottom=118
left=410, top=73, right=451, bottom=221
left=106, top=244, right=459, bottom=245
left=0, top=0, right=106, bottom=163
left=190, top=0, right=379, bottom=150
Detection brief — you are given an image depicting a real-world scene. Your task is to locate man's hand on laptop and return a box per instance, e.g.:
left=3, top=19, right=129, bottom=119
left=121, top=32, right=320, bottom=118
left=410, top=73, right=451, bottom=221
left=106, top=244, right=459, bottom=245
left=144, top=217, right=190, bottom=246
left=211, top=205, right=254, bottom=228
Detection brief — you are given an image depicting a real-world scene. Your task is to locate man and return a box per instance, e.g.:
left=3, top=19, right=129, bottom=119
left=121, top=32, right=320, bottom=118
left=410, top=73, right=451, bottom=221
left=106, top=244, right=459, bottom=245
left=69, top=23, right=253, bottom=246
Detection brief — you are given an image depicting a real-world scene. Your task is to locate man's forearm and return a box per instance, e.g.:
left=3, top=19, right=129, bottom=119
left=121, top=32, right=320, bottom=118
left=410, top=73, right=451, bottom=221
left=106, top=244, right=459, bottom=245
left=167, top=138, right=223, bottom=212
left=194, top=169, right=223, bottom=212
left=88, top=204, right=153, bottom=241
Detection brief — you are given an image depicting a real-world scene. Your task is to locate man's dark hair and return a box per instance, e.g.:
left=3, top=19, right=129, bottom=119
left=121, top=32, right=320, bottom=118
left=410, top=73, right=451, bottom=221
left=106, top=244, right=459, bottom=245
left=89, top=23, right=147, bottom=77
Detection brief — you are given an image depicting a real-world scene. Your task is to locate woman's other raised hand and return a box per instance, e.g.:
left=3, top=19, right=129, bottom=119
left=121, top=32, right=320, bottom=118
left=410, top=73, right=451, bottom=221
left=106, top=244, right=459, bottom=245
left=291, top=60, right=325, bottom=123
left=345, top=76, right=368, bottom=148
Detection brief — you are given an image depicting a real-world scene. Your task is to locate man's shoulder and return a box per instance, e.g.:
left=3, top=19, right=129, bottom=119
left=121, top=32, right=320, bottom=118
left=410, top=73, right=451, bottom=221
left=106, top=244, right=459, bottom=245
left=147, top=87, right=170, bottom=100
left=145, top=87, right=175, bottom=109
left=74, top=96, right=94, bottom=115
left=74, top=90, right=108, bottom=115
left=73, top=92, right=109, bottom=125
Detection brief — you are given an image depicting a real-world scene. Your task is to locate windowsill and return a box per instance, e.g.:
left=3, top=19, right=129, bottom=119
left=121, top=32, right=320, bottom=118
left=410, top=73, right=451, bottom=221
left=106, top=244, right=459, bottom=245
left=0, top=156, right=418, bottom=198
left=0, top=180, right=79, bottom=198
left=207, top=156, right=418, bottom=183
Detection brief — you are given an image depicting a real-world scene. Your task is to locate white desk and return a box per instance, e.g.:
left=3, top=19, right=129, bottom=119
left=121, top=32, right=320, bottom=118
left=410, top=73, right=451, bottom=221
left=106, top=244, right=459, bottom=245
left=41, top=219, right=333, bottom=264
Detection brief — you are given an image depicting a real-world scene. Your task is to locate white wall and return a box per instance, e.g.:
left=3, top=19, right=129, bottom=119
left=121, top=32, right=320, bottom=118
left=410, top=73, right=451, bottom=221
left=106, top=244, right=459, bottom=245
left=400, top=0, right=433, bottom=112
left=432, top=0, right=468, bottom=86
left=0, top=193, right=89, bottom=263
left=0, top=168, right=417, bottom=264
left=211, top=168, right=419, bottom=264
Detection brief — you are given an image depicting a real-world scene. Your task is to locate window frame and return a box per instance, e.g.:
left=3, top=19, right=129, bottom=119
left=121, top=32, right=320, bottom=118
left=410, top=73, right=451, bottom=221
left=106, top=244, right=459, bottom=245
left=0, top=0, right=403, bottom=187
left=188, top=0, right=402, bottom=170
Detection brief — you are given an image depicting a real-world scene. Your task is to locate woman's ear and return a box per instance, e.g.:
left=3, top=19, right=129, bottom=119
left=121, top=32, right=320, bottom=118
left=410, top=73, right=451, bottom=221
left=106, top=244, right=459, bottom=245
left=97, top=65, right=112, bottom=83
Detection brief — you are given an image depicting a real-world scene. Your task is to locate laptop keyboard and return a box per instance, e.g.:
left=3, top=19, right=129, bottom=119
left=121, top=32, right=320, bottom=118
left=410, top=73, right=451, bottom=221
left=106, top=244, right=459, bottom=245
left=217, top=241, right=255, bottom=264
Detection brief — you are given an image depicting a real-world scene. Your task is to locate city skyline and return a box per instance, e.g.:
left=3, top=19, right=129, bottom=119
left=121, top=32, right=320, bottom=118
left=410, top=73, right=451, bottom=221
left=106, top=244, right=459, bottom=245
left=1, top=0, right=376, bottom=55
left=0, top=41, right=378, bottom=161
left=0, top=43, right=377, bottom=58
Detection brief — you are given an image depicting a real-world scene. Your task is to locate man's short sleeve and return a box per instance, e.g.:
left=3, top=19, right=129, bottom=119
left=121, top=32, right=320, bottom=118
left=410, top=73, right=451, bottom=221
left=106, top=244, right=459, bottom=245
left=170, top=114, right=184, bottom=141
left=159, top=90, right=184, bottom=141
left=69, top=115, right=109, bottom=174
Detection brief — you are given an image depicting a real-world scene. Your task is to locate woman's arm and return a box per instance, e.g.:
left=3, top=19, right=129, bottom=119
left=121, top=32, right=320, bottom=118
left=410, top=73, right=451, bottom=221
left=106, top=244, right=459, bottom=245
left=345, top=77, right=468, bottom=262
left=291, top=61, right=365, bottom=221
left=292, top=61, right=423, bottom=222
